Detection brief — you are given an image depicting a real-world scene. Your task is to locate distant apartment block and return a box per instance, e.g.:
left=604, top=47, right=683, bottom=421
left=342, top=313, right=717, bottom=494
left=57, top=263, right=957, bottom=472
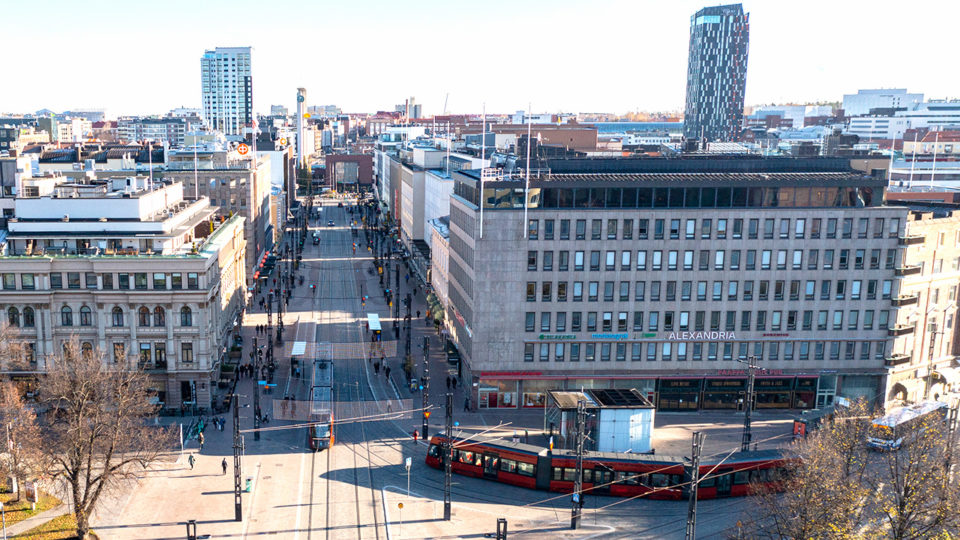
left=201, top=47, right=253, bottom=136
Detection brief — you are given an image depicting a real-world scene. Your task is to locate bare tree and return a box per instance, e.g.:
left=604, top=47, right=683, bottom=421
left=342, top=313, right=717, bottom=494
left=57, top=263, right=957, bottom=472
left=745, top=400, right=875, bottom=539
left=40, top=341, right=176, bottom=539
left=0, top=382, right=44, bottom=501
left=747, top=400, right=960, bottom=539
left=865, top=415, right=960, bottom=539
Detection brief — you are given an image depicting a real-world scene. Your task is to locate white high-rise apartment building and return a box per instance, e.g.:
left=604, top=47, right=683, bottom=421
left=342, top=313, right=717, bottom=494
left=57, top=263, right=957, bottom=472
left=201, top=47, right=253, bottom=136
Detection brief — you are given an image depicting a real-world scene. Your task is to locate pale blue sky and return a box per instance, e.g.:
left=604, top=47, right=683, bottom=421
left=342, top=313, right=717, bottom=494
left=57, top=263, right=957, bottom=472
left=1, top=0, right=957, bottom=117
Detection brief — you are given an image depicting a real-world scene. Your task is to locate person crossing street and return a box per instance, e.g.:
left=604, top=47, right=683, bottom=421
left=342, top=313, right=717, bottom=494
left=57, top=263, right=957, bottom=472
left=222, top=458, right=228, bottom=475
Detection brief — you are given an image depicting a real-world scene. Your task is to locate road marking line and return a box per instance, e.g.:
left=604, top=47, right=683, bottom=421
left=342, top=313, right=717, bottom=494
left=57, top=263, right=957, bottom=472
left=292, top=451, right=306, bottom=540
left=240, top=462, right=262, bottom=540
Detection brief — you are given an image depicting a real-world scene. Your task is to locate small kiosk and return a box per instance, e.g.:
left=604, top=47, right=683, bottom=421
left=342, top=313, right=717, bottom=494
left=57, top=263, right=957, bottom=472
left=545, top=388, right=656, bottom=454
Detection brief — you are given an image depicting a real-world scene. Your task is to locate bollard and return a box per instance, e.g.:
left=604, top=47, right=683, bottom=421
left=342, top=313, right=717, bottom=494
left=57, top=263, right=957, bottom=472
left=496, top=518, right=508, bottom=539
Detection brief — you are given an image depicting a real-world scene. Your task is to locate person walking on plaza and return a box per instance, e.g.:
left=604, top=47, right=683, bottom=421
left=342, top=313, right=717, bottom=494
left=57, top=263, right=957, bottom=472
left=464, top=396, right=470, bottom=411
left=198, top=432, right=205, bottom=451
left=222, top=458, right=228, bottom=475
left=188, top=454, right=196, bottom=470
left=446, top=376, right=451, bottom=390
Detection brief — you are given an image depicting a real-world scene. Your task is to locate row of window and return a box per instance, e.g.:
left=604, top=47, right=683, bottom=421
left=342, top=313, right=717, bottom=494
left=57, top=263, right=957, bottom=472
left=522, top=340, right=888, bottom=363
left=1, top=272, right=200, bottom=291
left=527, top=248, right=905, bottom=273
left=17, top=341, right=195, bottom=366
left=524, top=279, right=898, bottom=303
left=527, top=216, right=901, bottom=241
left=6, top=306, right=194, bottom=328
left=525, top=308, right=896, bottom=333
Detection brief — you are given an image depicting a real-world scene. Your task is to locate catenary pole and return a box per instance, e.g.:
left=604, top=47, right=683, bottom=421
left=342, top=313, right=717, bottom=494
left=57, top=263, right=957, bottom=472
left=685, top=431, right=705, bottom=540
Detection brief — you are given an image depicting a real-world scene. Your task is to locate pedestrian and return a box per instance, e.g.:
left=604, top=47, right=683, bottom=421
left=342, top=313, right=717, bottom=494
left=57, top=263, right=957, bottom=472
left=374, top=362, right=380, bottom=374
left=464, top=397, right=470, bottom=411
left=413, top=429, right=419, bottom=443
left=416, top=310, right=421, bottom=319
left=222, top=458, right=228, bottom=475
left=198, top=432, right=205, bottom=450
left=452, top=377, right=457, bottom=389
left=188, top=454, right=196, bottom=470
left=446, top=376, right=451, bottom=389
left=385, top=366, right=391, bottom=379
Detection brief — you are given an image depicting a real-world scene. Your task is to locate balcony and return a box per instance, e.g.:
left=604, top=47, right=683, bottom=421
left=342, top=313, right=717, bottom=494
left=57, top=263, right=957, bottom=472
left=895, top=265, right=922, bottom=276
left=899, top=234, right=925, bottom=246
left=885, top=354, right=911, bottom=368
left=138, top=361, right=168, bottom=373
left=888, top=323, right=917, bottom=337
left=891, top=293, right=920, bottom=307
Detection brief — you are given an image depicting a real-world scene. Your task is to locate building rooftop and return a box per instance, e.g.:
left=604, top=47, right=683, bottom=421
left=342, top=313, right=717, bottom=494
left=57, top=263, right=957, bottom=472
left=548, top=389, right=654, bottom=410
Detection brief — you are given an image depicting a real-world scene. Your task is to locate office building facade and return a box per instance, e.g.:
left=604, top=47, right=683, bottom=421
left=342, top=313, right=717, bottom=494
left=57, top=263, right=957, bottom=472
left=0, top=179, right=246, bottom=410
left=201, top=47, right=253, bottom=136
left=682, top=4, right=749, bottom=143
left=446, top=157, right=906, bottom=411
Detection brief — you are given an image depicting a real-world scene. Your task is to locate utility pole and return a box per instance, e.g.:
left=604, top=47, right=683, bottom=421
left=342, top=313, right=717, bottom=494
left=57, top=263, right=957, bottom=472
left=571, top=399, right=586, bottom=529
left=685, top=431, right=705, bottom=540
left=738, top=356, right=759, bottom=452
left=422, top=336, right=431, bottom=437
left=253, top=367, right=261, bottom=441
left=443, top=392, right=453, bottom=520
left=232, top=394, right=242, bottom=521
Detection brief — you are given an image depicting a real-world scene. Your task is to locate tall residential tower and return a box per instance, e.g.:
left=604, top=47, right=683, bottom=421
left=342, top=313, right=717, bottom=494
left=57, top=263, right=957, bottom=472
left=682, top=4, right=749, bottom=143
left=201, top=47, right=253, bottom=136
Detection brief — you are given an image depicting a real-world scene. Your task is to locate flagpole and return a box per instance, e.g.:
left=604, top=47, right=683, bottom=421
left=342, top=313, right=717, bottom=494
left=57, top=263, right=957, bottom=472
left=193, top=135, right=199, bottom=200
left=523, top=105, right=531, bottom=238
left=930, top=131, right=939, bottom=188
left=480, top=103, right=486, bottom=239
left=907, top=132, right=918, bottom=188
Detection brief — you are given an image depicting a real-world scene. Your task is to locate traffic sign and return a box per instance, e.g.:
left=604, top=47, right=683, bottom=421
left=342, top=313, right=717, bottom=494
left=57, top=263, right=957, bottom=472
left=405, top=457, right=412, bottom=470
left=572, top=493, right=580, bottom=503
left=237, top=143, right=250, bottom=155
left=279, top=137, right=288, bottom=145
left=398, top=502, right=403, bottom=509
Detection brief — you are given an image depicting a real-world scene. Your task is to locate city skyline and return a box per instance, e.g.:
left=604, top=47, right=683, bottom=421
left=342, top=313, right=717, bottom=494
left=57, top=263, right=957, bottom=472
left=1, top=0, right=959, bottom=117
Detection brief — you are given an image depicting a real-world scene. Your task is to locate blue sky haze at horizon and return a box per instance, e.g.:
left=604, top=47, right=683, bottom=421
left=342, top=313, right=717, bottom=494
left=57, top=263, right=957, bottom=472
left=1, top=0, right=958, bottom=117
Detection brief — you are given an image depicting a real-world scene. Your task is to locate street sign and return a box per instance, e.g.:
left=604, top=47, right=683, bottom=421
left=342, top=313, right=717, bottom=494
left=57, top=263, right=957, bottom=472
left=237, top=143, right=250, bottom=155
left=398, top=502, right=403, bottom=509
left=572, top=493, right=579, bottom=503
left=279, top=137, right=288, bottom=145
left=405, top=457, right=412, bottom=471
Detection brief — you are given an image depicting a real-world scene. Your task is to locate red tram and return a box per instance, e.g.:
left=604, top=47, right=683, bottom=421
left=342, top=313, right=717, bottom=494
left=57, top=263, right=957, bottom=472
left=426, top=435, right=791, bottom=501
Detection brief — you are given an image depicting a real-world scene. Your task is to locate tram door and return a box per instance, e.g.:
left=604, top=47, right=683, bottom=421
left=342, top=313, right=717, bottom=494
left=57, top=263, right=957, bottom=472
left=715, top=469, right=732, bottom=497
left=483, top=454, right=499, bottom=479
left=592, top=467, right=613, bottom=495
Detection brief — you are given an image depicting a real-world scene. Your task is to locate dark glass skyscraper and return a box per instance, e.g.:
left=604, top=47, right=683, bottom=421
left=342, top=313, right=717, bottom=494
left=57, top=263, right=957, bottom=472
left=683, top=4, right=749, bottom=143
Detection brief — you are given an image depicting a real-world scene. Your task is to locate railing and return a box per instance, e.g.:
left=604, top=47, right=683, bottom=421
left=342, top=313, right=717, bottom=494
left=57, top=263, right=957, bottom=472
left=884, top=354, right=911, bottom=368
left=895, top=265, right=922, bottom=276
left=888, top=324, right=917, bottom=337
left=891, top=293, right=920, bottom=307
left=898, top=235, right=925, bottom=246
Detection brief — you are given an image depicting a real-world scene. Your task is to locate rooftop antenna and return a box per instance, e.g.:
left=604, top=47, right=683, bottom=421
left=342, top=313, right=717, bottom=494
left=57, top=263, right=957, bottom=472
left=523, top=104, right=531, bottom=238
left=480, top=103, right=486, bottom=239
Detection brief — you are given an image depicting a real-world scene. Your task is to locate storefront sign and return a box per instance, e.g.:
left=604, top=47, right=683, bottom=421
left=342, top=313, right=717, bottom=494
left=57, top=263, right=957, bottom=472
left=667, top=331, right=736, bottom=341
left=591, top=333, right=628, bottom=340
left=717, top=369, right=784, bottom=376
left=538, top=334, right=576, bottom=341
